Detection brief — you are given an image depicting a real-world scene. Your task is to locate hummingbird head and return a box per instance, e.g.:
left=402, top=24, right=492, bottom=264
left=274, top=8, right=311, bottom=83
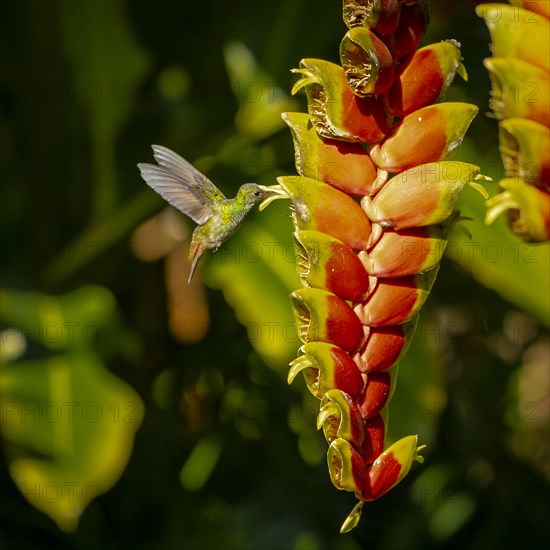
left=236, top=183, right=282, bottom=207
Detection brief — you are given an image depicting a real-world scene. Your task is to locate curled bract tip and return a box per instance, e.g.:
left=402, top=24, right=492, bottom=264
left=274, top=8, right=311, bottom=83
left=290, top=68, right=319, bottom=95
left=317, top=402, right=339, bottom=430
left=415, top=444, right=427, bottom=464
left=287, top=354, right=311, bottom=385
left=468, top=177, right=490, bottom=199
left=457, top=62, right=468, bottom=81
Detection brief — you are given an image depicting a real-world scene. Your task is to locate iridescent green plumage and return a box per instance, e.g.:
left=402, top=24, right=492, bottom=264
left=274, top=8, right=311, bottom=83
left=138, top=145, right=284, bottom=281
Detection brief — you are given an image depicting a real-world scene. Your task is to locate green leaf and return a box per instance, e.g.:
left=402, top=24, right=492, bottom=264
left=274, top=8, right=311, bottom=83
left=1, top=351, right=144, bottom=532
left=0, top=286, right=116, bottom=351
left=0, top=286, right=143, bottom=531
left=179, top=432, right=224, bottom=491
left=224, top=41, right=298, bottom=140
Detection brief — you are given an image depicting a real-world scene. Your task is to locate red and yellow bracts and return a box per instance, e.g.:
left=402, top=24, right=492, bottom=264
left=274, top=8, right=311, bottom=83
left=280, top=0, right=487, bottom=532
left=478, top=2, right=550, bottom=241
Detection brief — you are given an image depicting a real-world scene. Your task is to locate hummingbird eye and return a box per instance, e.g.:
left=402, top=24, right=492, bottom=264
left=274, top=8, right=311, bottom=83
left=254, top=190, right=261, bottom=197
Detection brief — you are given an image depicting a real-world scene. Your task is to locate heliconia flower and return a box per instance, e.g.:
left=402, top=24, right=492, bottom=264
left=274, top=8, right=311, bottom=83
left=278, top=175, right=372, bottom=249
left=327, top=438, right=368, bottom=492
left=361, top=162, right=486, bottom=239
left=291, top=58, right=390, bottom=142
left=291, top=288, right=365, bottom=352
left=478, top=1, right=549, bottom=243
left=486, top=177, right=550, bottom=242
left=369, top=103, right=479, bottom=173
left=383, top=41, right=467, bottom=117
left=358, top=212, right=459, bottom=277
left=288, top=342, right=364, bottom=399
left=340, top=27, right=395, bottom=96
left=276, top=0, right=482, bottom=533
left=361, top=434, right=425, bottom=501
left=354, top=318, right=418, bottom=372
left=383, top=2, right=429, bottom=61
left=361, top=413, right=386, bottom=465
left=294, top=231, right=371, bottom=302
left=476, top=3, right=550, bottom=72
left=357, top=370, right=393, bottom=418
left=499, top=118, right=550, bottom=188
left=317, top=389, right=365, bottom=444
left=281, top=112, right=378, bottom=196
left=342, top=0, right=402, bottom=35
left=353, top=267, right=439, bottom=326
left=483, top=58, right=550, bottom=127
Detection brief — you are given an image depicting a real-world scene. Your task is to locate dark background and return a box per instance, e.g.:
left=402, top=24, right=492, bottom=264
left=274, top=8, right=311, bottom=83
left=1, top=1, right=549, bottom=548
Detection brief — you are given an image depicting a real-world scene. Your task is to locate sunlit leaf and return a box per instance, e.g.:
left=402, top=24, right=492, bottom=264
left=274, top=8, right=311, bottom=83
left=224, top=41, right=298, bottom=140
left=179, top=432, right=224, bottom=491
left=0, top=286, right=144, bottom=531
left=1, top=351, right=144, bottom=532
left=0, top=286, right=117, bottom=351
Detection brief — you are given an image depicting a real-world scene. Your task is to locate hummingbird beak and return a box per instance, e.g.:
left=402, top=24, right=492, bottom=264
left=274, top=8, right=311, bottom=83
left=257, top=185, right=290, bottom=211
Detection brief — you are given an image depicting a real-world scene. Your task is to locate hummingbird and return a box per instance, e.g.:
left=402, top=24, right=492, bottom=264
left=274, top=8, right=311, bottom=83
left=138, top=145, right=285, bottom=282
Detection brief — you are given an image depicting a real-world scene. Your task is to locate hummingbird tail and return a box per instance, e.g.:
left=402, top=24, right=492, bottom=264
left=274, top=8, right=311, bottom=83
left=188, top=243, right=205, bottom=283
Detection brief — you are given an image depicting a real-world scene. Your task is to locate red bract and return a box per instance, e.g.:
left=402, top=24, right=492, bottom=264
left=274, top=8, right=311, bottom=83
left=357, top=216, right=457, bottom=277
left=292, top=58, right=391, bottom=142
left=343, top=0, right=402, bottom=35
left=383, top=41, right=467, bottom=116
left=294, top=231, right=371, bottom=301
left=361, top=414, right=386, bottom=464
left=291, top=288, right=365, bottom=353
left=340, top=27, right=396, bottom=95
left=282, top=112, right=378, bottom=195
left=289, top=343, right=365, bottom=399
left=279, top=175, right=372, bottom=249
left=354, top=320, right=417, bottom=372
left=384, top=2, right=429, bottom=60
left=353, top=268, right=439, bottom=326
left=357, top=370, right=393, bottom=418
left=369, top=103, right=478, bottom=172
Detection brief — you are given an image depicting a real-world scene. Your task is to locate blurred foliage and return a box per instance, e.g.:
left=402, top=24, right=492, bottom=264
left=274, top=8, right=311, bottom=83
left=1, top=287, right=144, bottom=532
left=1, top=0, right=549, bottom=549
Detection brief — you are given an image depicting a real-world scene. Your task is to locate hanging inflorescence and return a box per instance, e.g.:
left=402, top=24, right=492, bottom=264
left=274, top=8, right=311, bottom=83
left=278, top=0, right=488, bottom=532
left=478, top=1, right=550, bottom=242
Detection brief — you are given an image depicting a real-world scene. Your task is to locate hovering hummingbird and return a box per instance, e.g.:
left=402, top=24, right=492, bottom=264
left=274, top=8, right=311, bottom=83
left=138, top=145, right=285, bottom=282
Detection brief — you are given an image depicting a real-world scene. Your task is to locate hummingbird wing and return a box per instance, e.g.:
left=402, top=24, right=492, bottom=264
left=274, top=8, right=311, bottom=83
left=138, top=163, right=215, bottom=225
left=151, top=145, right=227, bottom=202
